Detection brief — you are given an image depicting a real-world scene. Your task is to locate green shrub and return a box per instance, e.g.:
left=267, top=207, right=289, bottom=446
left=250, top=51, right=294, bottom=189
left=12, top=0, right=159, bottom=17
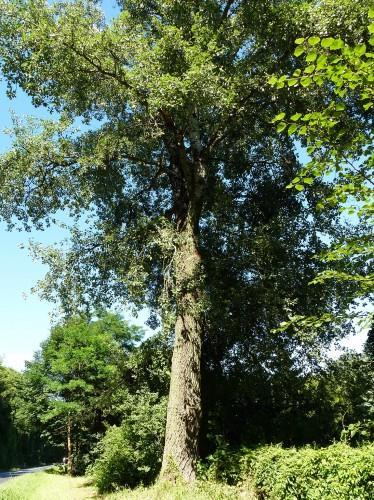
left=341, top=420, right=374, bottom=445
left=249, top=443, right=374, bottom=499
left=198, top=441, right=243, bottom=485
left=89, top=392, right=167, bottom=492
left=202, top=442, right=374, bottom=499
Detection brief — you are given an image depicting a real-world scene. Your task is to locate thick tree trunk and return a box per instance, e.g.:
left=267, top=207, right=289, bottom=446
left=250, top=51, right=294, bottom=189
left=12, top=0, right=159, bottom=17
left=161, top=217, right=203, bottom=482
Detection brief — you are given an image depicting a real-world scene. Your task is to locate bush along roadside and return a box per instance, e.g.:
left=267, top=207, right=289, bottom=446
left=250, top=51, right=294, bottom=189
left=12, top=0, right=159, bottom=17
left=200, top=442, right=374, bottom=499
left=88, top=392, right=167, bottom=492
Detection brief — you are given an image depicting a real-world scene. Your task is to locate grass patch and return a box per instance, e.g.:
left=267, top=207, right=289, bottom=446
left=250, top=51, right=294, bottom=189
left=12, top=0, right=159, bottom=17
left=0, top=472, right=96, bottom=500
left=0, top=472, right=257, bottom=499
left=104, top=480, right=256, bottom=499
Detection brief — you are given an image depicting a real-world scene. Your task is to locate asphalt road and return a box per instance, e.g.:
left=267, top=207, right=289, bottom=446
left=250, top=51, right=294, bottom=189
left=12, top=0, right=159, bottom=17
left=0, top=465, right=52, bottom=485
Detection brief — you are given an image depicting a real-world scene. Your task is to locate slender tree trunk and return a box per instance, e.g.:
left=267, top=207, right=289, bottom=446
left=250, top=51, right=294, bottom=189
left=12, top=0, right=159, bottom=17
left=67, top=417, right=73, bottom=475
left=161, top=216, right=203, bottom=482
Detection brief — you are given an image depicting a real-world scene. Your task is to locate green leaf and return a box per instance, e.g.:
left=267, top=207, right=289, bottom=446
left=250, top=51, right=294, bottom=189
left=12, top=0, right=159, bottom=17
left=294, top=46, right=305, bottom=57
left=293, top=68, right=302, bottom=77
left=276, top=122, right=287, bottom=133
left=354, top=43, right=366, bottom=56
left=369, top=23, right=374, bottom=34
left=308, top=36, right=321, bottom=46
left=303, top=177, right=313, bottom=185
left=335, top=103, right=346, bottom=111
left=321, top=37, right=334, bottom=48
left=313, top=75, right=324, bottom=86
left=363, top=102, right=373, bottom=110
left=295, top=184, right=305, bottom=191
left=272, top=112, right=286, bottom=122
left=369, top=7, right=374, bottom=18
left=330, top=38, right=344, bottom=50
left=300, top=76, right=312, bottom=87
left=295, top=37, right=305, bottom=45
left=288, top=123, right=298, bottom=135
left=306, top=51, right=318, bottom=62
left=291, top=113, right=302, bottom=121
left=316, top=55, right=328, bottom=69
left=304, top=64, right=316, bottom=74
left=288, top=78, right=298, bottom=87
left=331, top=56, right=342, bottom=64
left=268, top=75, right=278, bottom=85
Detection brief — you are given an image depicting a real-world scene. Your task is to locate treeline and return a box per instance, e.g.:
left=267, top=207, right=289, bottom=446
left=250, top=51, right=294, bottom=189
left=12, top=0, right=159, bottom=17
left=1, top=313, right=372, bottom=489
left=0, top=363, right=59, bottom=469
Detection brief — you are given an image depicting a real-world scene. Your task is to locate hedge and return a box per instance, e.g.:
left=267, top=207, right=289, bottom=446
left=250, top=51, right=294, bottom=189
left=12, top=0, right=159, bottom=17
left=202, top=442, right=374, bottom=499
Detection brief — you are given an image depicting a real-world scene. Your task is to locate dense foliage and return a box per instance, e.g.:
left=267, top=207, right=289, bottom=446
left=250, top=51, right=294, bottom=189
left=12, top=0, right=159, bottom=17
left=0, top=362, right=60, bottom=470
left=0, top=316, right=172, bottom=477
left=90, top=391, right=167, bottom=491
left=202, top=352, right=374, bottom=451
left=1, top=322, right=373, bottom=493
left=202, top=443, right=374, bottom=499
left=18, top=313, right=143, bottom=474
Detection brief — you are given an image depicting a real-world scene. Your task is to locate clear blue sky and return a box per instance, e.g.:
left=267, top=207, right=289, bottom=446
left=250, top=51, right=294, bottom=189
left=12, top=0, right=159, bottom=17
left=0, top=1, right=366, bottom=371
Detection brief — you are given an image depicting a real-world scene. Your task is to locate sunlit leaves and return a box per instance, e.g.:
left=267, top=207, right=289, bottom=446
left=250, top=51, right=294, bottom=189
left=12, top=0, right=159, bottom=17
left=306, top=50, right=318, bottom=62
left=300, top=76, right=312, bottom=86
left=270, top=9, right=374, bottom=332
left=288, top=123, right=298, bottom=135
left=321, top=37, right=335, bottom=49
left=288, top=78, right=298, bottom=87
left=272, top=112, right=286, bottom=122
left=308, top=36, right=320, bottom=46
left=276, top=122, right=287, bottom=133
left=291, top=113, right=302, bottom=121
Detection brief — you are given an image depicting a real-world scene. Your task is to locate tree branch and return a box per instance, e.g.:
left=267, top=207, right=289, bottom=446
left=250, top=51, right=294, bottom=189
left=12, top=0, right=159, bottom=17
left=342, top=155, right=374, bottom=187
left=62, top=41, right=132, bottom=90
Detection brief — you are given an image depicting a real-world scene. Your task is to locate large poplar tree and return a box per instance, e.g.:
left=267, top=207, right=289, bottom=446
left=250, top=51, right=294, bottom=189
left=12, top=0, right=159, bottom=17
left=0, top=0, right=370, bottom=480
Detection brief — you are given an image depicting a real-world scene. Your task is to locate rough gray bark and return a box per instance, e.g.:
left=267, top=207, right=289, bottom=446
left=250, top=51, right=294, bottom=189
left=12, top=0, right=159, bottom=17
left=161, top=217, right=203, bottom=481
left=160, top=108, right=207, bottom=481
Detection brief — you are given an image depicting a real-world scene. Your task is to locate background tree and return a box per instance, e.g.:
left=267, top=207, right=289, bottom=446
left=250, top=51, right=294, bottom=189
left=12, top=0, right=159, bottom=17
left=0, top=0, right=371, bottom=480
left=22, top=312, right=143, bottom=474
left=0, top=363, right=23, bottom=469
left=0, top=361, right=58, bottom=469
left=365, top=324, right=374, bottom=359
